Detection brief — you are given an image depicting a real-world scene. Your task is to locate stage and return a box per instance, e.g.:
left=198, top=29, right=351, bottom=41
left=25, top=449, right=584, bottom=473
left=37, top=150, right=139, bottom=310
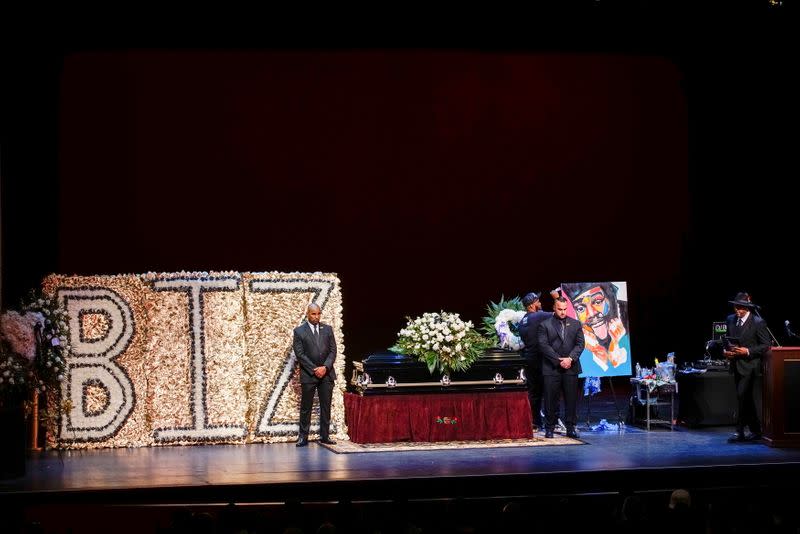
left=3, top=425, right=800, bottom=505
left=4, top=404, right=800, bottom=532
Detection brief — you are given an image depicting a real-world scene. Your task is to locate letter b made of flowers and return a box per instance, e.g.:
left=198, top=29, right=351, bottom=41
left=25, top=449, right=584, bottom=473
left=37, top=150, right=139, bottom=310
left=59, top=288, right=136, bottom=443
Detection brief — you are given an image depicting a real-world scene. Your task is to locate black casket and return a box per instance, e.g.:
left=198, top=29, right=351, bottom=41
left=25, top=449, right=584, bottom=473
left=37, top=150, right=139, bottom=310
left=351, top=349, right=527, bottom=395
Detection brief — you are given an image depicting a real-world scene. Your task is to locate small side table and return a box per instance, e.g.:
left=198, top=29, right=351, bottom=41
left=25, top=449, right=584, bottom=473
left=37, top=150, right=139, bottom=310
left=630, top=378, right=677, bottom=431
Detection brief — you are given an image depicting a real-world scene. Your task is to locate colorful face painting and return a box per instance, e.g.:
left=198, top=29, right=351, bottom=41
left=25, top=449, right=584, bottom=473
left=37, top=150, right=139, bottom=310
left=560, top=281, right=632, bottom=378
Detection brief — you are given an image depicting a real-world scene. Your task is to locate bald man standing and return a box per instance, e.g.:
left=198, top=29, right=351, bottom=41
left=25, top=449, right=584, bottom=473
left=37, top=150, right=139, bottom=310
left=293, top=303, right=338, bottom=447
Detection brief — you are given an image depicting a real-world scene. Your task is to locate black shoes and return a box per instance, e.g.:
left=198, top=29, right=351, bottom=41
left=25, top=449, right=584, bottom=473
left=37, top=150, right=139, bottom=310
left=297, top=437, right=336, bottom=446
left=566, top=429, right=580, bottom=439
left=728, top=432, right=763, bottom=443
left=727, top=433, right=745, bottom=443
left=544, top=430, right=554, bottom=439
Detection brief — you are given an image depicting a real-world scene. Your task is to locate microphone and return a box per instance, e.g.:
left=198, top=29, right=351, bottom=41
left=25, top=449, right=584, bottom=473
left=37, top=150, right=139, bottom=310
left=786, top=320, right=799, bottom=340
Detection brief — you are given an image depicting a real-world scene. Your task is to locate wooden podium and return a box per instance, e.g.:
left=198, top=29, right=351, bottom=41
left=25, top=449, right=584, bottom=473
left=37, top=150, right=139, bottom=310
left=763, top=347, right=800, bottom=447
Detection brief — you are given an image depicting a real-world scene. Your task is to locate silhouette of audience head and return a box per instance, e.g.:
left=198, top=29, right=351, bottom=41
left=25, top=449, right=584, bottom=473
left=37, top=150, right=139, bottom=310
left=669, top=488, right=691, bottom=510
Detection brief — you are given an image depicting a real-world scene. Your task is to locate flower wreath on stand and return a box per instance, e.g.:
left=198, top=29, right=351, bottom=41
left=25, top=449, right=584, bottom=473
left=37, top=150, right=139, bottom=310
left=480, top=296, right=526, bottom=351
left=0, top=290, right=70, bottom=420
left=390, top=312, right=493, bottom=376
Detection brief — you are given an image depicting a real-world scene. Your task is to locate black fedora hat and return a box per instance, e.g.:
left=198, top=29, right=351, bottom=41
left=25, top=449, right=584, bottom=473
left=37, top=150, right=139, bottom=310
left=729, top=292, right=759, bottom=309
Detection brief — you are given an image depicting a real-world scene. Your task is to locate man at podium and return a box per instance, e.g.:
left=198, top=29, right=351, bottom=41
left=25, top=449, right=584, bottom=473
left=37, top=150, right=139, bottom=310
left=724, top=292, right=770, bottom=443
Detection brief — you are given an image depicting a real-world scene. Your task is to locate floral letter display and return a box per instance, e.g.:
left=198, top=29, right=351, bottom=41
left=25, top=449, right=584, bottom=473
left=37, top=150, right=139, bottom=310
left=41, top=271, right=346, bottom=449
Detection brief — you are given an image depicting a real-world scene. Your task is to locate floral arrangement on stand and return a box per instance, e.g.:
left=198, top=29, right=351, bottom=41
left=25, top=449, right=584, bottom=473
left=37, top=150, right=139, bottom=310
left=0, top=291, right=70, bottom=412
left=391, top=312, right=492, bottom=376
left=480, top=296, right=526, bottom=350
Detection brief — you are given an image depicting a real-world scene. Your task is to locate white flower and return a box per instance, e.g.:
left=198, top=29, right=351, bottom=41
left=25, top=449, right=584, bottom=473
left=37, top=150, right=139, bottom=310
left=455, top=343, right=462, bottom=352
left=496, top=309, right=524, bottom=323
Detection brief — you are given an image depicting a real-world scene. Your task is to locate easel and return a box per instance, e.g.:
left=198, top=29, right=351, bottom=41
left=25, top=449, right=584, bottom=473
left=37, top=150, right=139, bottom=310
left=582, top=375, right=627, bottom=431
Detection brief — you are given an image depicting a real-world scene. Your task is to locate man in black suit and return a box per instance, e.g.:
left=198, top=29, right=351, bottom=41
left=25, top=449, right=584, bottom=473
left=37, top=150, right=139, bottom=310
left=537, top=297, right=585, bottom=439
left=518, top=292, right=553, bottom=430
left=724, top=292, right=770, bottom=443
left=293, top=303, right=337, bottom=447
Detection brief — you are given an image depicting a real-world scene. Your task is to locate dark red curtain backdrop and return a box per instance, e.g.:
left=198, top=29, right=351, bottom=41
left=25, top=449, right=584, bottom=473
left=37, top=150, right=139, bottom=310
left=56, top=51, right=688, bottom=365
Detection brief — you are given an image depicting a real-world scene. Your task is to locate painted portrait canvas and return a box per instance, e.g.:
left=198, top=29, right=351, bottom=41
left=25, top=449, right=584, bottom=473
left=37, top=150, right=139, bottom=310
left=560, top=281, right=632, bottom=378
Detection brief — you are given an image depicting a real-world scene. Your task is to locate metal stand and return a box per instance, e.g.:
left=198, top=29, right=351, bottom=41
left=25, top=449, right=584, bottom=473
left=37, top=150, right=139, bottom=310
left=753, top=308, right=781, bottom=347
left=585, top=389, right=592, bottom=428
left=29, top=390, right=43, bottom=451
left=608, top=377, right=627, bottom=428
left=582, top=376, right=627, bottom=431
left=630, top=378, right=675, bottom=431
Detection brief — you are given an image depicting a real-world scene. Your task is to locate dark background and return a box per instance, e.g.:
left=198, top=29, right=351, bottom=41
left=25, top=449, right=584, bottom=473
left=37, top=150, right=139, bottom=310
left=2, top=5, right=795, bottom=376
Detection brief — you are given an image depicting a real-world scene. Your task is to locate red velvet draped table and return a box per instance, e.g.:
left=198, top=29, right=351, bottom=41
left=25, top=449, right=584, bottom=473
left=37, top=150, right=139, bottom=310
left=344, top=391, right=533, bottom=443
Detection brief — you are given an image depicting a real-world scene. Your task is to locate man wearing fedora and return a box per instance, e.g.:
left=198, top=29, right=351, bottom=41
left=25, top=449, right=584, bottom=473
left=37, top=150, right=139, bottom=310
left=724, top=292, right=771, bottom=443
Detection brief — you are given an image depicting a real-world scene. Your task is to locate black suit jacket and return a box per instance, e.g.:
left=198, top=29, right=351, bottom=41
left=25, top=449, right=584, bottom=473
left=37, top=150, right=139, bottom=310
left=726, top=313, right=770, bottom=376
left=537, top=316, right=585, bottom=376
left=293, top=322, right=337, bottom=384
left=519, top=311, right=553, bottom=358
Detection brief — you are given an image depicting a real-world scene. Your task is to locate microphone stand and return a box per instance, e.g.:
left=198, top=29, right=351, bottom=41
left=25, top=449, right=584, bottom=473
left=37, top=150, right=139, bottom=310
left=753, top=307, right=781, bottom=347
left=785, top=322, right=800, bottom=343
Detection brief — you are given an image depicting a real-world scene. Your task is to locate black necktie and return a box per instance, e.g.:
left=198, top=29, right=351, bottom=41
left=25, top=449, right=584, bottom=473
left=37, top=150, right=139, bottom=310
left=736, top=318, right=743, bottom=328
left=313, top=325, right=320, bottom=339
left=560, top=320, right=566, bottom=339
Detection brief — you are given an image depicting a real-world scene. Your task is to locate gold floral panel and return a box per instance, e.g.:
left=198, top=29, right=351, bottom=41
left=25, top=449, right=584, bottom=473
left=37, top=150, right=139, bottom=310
left=41, top=275, right=151, bottom=448
left=41, top=271, right=347, bottom=449
left=243, top=272, right=346, bottom=443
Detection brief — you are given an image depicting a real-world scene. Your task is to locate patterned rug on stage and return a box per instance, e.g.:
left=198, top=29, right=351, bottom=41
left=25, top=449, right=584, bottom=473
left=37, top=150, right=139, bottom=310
left=320, top=434, right=585, bottom=454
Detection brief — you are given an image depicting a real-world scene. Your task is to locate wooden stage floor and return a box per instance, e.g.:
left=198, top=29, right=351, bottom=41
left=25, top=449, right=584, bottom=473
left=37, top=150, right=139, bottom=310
left=3, top=425, right=800, bottom=507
